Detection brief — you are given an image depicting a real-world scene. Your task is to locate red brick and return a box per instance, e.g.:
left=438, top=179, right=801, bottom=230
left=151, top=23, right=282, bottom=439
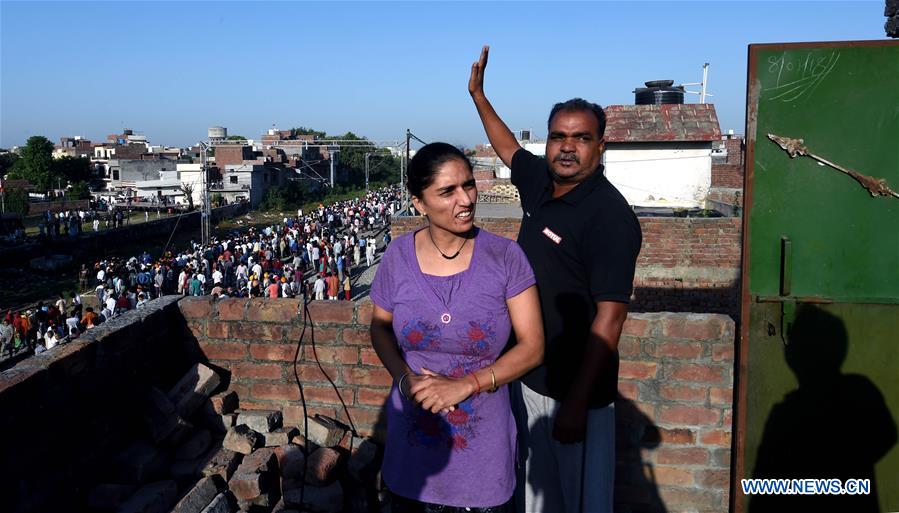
left=186, top=321, right=205, bottom=340
left=709, top=387, right=732, bottom=406
left=238, top=400, right=277, bottom=411
left=654, top=447, right=710, bottom=465
left=700, top=429, right=731, bottom=447
left=207, top=321, right=230, bottom=339
left=233, top=323, right=284, bottom=341
left=668, top=364, right=727, bottom=384
left=232, top=363, right=284, bottom=381
left=357, top=387, right=390, bottom=406
left=199, top=341, right=247, bottom=360
left=305, top=345, right=359, bottom=365
left=292, top=363, right=339, bottom=384
left=342, top=406, right=383, bottom=433
left=251, top=383, right=300, bottom=401
left=662, top=316, right=723, bottom=340
left=617, top=381, right=639, bottom=401
left=307, top=301, right=354, bottom=324
left=722, top=409, right=733, bottom=427
left=180, top=297, right=213, bottom=318
left=659, top=385, right=707, bottom=403
left=697, top=469, right=730, bottom=489
left=228, top=383, right=250, bottom=401
left=657, top=488, right=720, bottom=508
left=282, top=405, right=338, bottom=426
left=360, top=347, right=382, bottom=366
left=246, top=299, right=301, bottom=322
left=342, top=367, right=393, bottom=387
left=217, top=299, right=247, bottom=320
left=618, top=361, right=657, bottom=379
left=657, top=427, right=695, bottom=445
left=648, top=342, right=703, bottom=360
left=302, top=385, right=354, bottom=406
left=618, top=337, right=641, bottom=357
left=622, top=317, right=650, bottom=337
left=712, top=344, right=734, bottom=361
left=650, top=466, right=694, bottom=486
left=357, top=300, right=374, bottom=325
left=286, top=326, right=339, bottom=344
left=659, top=405, right=720, bottom=426
left=342, top=328, right=371, bottom=346
left=250, top=344, right=297, bottom=362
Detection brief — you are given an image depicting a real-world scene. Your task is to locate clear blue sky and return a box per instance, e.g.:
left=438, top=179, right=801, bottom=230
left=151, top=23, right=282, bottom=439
left=0, top=1, right=887, bottom=150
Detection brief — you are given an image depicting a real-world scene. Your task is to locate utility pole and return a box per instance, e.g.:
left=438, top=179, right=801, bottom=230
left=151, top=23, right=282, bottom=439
left=364, top=153, right=371, bottom=192
left=199, top=141, right=211, bottom=245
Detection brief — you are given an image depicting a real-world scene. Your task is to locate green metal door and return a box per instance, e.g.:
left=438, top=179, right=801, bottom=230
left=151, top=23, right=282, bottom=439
left=737, top=40, right=899, bottom=513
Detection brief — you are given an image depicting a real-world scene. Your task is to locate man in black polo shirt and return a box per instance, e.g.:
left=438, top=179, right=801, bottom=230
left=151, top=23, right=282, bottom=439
left=469, top=46, right=641, bottom=513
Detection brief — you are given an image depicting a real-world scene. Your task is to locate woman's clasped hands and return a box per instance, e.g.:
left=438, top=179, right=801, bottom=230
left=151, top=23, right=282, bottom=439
left=404, top=368, right=477, bottom=414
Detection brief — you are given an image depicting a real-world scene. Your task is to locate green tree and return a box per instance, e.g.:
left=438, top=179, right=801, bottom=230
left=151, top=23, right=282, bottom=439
left=52, top=156, right=92, bottom=184
left=7, top=136, right=55, bottom=191
left=3, top=186, right=30, bottom=215
left=226, top=135, right=247, bottom=141
left=0, top=152, right=20, bottom=176
left=68, top=181, right=91, bottom=200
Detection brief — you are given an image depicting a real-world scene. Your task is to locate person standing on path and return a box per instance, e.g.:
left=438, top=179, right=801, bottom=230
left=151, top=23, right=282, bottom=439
left=469, top=45, right=642, bottom=513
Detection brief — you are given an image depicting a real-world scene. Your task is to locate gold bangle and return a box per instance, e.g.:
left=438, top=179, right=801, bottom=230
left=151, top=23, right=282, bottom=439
left=488, top=367, right=497, bottom=393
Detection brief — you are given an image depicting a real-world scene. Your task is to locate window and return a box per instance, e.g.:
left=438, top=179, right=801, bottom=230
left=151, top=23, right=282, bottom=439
left=230, top=176, right=238, bottom=184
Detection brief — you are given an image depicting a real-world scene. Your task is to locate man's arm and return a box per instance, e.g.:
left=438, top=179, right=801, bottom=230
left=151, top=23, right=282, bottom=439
left=552, top=301, right=628, bottom=443
left=468, top=45, right=521, bottom=168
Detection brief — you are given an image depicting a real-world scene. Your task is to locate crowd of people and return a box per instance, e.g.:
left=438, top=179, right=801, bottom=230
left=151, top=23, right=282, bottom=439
left=0, top=185, right=402, bottom=360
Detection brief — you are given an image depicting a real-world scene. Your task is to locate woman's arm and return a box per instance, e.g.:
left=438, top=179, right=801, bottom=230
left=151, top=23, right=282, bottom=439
left=369, top=304, right=431, bottom=402
left=410, top=285, right=544, bottom=413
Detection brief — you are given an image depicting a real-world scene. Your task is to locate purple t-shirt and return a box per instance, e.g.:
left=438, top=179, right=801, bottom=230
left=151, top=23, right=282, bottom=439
left=370, top=227, right=536, bottom=508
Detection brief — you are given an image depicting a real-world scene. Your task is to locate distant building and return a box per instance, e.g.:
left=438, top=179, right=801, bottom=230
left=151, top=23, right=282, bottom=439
left=54, top=137, right=93, bottom=159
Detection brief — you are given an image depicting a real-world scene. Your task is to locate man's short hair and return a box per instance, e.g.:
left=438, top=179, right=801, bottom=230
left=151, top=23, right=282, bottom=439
left=547, top=98, right=607, bottom=139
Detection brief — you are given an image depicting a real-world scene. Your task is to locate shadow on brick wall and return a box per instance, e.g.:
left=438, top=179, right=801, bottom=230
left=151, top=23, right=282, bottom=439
left=631, top=285, right=741, bottom=319
left=615, top=397, right=668, bottom=513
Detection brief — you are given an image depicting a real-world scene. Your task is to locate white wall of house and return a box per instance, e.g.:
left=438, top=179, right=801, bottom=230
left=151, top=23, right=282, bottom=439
left=177, top=163, right=205, bottom=206
left=603, top=143, right=712, bottom=208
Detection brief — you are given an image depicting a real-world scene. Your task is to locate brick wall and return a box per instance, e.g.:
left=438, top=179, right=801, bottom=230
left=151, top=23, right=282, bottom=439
left=392, top=216, right=743, bottom=316
left=711, top=164, right=743, bottom=189
left=0, top=296, right=197, bottom=512
left=179, top=297, right=735, bottom=513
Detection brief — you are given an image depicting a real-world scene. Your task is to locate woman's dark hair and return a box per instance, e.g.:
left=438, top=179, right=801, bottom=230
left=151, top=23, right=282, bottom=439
left=407, top=142, right=473, bottom=198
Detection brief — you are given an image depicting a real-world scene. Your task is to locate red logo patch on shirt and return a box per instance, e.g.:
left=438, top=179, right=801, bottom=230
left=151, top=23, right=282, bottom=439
left=542, top=227, right=562, bottom=244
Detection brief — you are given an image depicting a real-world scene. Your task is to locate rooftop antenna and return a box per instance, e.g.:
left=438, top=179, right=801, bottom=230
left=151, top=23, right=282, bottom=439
left=679, top=63, right=713, bottom=104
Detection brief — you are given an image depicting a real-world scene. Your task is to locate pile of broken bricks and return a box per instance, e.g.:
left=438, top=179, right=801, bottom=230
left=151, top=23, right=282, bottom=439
left=88, top=363, right=382, bottom=513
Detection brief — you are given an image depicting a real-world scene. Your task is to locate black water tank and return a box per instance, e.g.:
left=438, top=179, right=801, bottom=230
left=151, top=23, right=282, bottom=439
left=634, top=80, right=685, bottom=105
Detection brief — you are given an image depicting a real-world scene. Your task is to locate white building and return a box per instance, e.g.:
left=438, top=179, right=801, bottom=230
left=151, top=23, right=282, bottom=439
left=177, top=163, right=205, bottom=207
left=602, top=104, right=721, bottom=208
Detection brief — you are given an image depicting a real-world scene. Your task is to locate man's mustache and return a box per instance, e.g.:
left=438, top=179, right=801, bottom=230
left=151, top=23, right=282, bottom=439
left=553, top=153, right=579, bottom=163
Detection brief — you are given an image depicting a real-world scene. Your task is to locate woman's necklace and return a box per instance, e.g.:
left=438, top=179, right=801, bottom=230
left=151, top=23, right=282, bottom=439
left=428, top=227, right=469, bottom=260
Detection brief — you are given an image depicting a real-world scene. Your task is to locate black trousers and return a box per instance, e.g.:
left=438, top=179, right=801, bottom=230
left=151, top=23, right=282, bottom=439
left=390, top=492, right=512, bottom=513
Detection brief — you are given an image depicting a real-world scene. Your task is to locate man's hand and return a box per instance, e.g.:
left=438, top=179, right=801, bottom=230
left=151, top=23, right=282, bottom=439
left=468, top=45, right=489, bottom=98
left=553, top=397, right=588, bottom=444
left=409, top=368, right=474, bottom=414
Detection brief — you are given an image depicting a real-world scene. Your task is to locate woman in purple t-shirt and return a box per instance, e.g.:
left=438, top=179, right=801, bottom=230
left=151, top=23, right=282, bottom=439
left=370, top=143, right=544, bottom=512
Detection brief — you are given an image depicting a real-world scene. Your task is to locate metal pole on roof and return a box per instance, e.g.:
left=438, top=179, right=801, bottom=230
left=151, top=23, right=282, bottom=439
left=700, top=63, right=709, bottom=104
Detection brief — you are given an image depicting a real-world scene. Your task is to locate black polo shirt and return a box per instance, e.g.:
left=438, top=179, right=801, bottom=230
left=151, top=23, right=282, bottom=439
left=512, top=149, right=642, bottom=409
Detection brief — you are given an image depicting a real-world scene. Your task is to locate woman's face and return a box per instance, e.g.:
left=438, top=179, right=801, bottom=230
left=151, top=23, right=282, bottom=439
left=412, top=158, right=477, bottom=235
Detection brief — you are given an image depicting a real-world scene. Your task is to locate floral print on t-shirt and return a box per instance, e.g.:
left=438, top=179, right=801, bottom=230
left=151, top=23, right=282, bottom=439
left=405, top=316, right=498, bottom=452
left=399, top=317, right=441, bottom=351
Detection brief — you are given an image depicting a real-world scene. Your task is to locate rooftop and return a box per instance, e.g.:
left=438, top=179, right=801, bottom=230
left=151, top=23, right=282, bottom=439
left=604, top=104, right=721, bottom=143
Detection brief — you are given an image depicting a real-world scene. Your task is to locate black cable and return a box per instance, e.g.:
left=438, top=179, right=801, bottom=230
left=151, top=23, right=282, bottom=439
left=291, top=289, right=311, bottom=510
left=303, top=297, right=359, bottom=441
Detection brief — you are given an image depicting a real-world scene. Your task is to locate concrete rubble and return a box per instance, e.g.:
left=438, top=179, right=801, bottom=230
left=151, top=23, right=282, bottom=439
left=87, top=363, right=384, bottom=513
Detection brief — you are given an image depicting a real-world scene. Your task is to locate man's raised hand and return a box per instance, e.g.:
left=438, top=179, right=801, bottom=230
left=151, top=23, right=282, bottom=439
left=468, top=45, right=489, bottom=98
